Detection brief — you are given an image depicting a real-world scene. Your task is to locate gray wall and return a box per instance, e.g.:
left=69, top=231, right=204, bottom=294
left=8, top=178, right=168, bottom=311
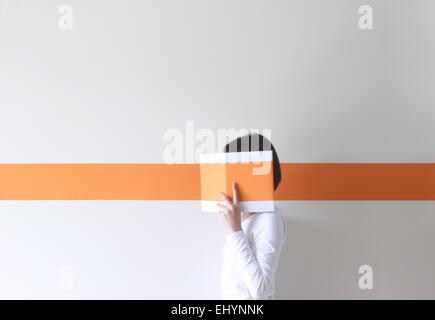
left=0, top=0, right=434, bottom=299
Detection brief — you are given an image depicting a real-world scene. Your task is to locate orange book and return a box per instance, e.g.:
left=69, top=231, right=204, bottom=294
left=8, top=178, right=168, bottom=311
left=199, top=151, right=275, bottom=212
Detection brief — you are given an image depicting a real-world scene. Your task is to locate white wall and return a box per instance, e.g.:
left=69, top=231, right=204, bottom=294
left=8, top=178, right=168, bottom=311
left=0, top=0, right=435, bottom=299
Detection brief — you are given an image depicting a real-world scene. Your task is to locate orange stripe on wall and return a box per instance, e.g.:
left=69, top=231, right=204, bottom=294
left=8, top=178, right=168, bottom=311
left=0, top=164, right=200, bottom=200
left=0, top=163, right=434, bottom=200
left=275, top=163, right=435, bottom=200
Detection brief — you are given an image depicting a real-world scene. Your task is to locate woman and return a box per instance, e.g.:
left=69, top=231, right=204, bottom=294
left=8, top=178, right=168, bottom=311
left=218, top=134, right=287, bottom=300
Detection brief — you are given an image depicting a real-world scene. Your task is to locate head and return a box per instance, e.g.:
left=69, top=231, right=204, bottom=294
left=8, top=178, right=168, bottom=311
left=223, top=133, right=281, bottom=191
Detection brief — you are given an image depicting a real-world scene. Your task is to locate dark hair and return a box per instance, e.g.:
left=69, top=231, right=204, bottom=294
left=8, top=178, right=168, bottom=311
left=224, top=133, right=281, bottom=190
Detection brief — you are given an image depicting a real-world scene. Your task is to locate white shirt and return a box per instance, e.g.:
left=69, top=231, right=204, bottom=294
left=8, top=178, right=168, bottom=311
left=221, top=211, right=287, bottom=300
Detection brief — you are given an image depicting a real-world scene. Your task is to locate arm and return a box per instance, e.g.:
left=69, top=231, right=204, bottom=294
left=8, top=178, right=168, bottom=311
left=225, top=215, right=284, bottom=299
left=218, top=183, right=285, bottom=299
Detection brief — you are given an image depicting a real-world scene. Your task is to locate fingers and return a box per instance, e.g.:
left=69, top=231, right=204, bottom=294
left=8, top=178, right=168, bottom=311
left=217, top=203, right=230, bottom=215
left=232, top=182, right=239, bottom=204
left=218, top=192, right=229, bottom=202
left=218, top=192, right=234, bottom=210
left=217, top=202, right=232, bottom=212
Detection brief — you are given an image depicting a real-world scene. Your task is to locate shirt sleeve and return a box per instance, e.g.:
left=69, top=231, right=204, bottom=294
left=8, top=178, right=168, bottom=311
left=225, top=213, right=286, bottom=299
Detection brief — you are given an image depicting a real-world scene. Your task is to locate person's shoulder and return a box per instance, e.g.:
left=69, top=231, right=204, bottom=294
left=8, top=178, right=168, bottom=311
left=253, top=211, right=286, bottom=242
left=255, top=211, right=285, bottom=226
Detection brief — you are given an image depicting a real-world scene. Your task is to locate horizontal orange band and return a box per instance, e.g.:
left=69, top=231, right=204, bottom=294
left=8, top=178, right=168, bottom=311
left=275, top=163, right=435, bottom=200
left=0, top=163, right=434, bottom=200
